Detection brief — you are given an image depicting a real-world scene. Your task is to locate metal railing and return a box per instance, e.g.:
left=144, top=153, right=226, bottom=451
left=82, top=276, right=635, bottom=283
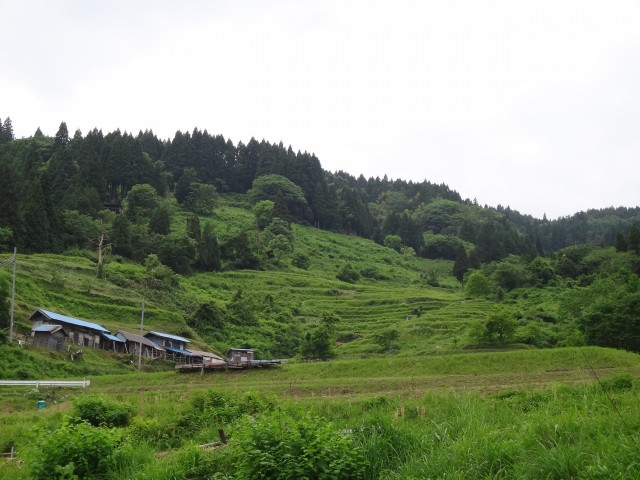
left=0, top=380, right=91, bottom=388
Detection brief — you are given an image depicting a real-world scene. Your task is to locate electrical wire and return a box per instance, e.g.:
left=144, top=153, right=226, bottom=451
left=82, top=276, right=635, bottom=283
left=578, top=345, right=632, bottom=436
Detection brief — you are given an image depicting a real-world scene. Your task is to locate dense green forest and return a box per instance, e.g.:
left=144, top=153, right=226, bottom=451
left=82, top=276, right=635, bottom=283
left=1, top=116, right=639, bottom=264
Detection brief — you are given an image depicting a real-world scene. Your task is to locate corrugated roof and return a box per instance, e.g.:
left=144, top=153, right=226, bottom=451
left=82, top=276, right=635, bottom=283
left=32, top=324, right=66, bottom=334
left=115, top=331, right=164, bottom=350
left=165, top=346, right=193, bottom=355
left=102, top=333, right=125, bottom=343
left=187, top=349, right=224, bottom=360
left=34, top=309, right=110, bottom=333
left=146, top=331, right=191, bottom=343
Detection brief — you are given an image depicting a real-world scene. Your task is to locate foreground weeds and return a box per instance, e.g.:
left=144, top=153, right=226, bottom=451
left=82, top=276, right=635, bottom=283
left=2, top=378, right=639, bottom=479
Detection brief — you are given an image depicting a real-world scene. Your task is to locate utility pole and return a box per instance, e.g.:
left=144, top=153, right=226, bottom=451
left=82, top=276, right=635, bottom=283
left=9, top=248, right=16, bottom=343
left=138, top=299, right=145, bottom=371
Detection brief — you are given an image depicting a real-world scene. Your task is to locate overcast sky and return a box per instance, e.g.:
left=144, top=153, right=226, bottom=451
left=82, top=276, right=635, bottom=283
left=1, top=0, right=639, bottom=219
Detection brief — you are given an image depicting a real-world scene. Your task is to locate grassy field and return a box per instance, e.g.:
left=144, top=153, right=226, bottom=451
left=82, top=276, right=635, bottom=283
left=1, top=346, right=639, bottom=479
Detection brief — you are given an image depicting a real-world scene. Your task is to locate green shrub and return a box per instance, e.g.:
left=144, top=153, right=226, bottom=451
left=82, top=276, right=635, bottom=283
left=600, top=372, right=634, bottom=392
left=232, top=411, right=365, bottom=479
left=73, top=394, right=135, bottom=428
left=291, top=252, right=310, bottom=269
left=336, top=262, right=360, bottom=283
left=27, top=421, right=123, bottom=480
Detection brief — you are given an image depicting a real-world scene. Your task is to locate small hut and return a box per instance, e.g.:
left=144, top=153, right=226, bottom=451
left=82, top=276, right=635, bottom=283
left=31, top=324, right=68, bottom=351
left=187, top=349, right=226, bottom=367
left=228, top=348, right=255, bottom=365
left=100, top=333, right=126, bottom=353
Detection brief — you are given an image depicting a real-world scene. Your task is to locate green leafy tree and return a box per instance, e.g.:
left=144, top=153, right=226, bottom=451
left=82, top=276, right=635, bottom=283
left=248, top=174, right=310, bottom=222
left=375, top=328, right=400, bottom=352
left=188, top=301, right=226, bottom=336
left=186, top=183, right=217, bottom=214
left=577, top=270, right=640, bottom=352
left=148, top=204, right=171, bottom=235
left=464, top=270, right=492, bottom=298
left=223, top=231, right=261, bottom=270
left=125, top=184, right=160, bottom=223
left=174, top=167, right=198, bottom=204
left=528, top=256, right=555, bottom=286
left=266, top=234, right=293, bottom=265
left=291, top=252, right=310, bottom=269
left=452, top=245, right=470, bottom=283
left=492, top=255, right=530, bottom=291
left=470, top=309, right=517, bottom=345
left=110, top=215, right=132, bottom=257
left=383, top=234, right=404, bottom=252
left=156, top=233, right=196, bottom=274
left=253, top=200, right=275, bottom=229
left=484, top=309, right=517, bottom=344
left=185, top=213, right=201, bottom=242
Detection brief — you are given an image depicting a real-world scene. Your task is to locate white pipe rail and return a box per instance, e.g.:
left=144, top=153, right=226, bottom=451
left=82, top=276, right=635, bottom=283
left=0, top=380, right=90, bottom=388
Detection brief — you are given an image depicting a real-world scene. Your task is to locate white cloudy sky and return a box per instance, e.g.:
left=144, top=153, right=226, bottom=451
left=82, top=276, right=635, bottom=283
left=1, top=0, right=639, bottom=219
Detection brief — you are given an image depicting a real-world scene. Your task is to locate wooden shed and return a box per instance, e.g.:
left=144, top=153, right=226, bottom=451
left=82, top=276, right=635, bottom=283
left=115, top=331, right=165, bottom=358
left=100, top=333, right=126, bottom=353
left=228, top=348, right=255, bottom=365
left=187, top=349, right=226, bottom=366
left=31, top=324, right=68, bottom=352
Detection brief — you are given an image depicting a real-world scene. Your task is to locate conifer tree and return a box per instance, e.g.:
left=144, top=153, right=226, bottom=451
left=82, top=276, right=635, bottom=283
left=199, top=222, right=221, bottom=271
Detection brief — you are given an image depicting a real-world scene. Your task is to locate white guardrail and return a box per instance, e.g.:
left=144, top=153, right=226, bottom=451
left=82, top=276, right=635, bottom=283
left=0, top=380, right=90, bottom=388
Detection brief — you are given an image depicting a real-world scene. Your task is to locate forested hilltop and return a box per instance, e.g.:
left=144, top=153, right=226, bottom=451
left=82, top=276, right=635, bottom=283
left=1, top=117, right=639, bottom=264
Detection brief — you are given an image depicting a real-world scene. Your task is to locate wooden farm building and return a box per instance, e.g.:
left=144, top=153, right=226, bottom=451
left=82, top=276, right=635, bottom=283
left=228, top=348, right=255, bottom=364
left=101, top=333, right=126, bottom=353
left=29, top=309, right=110, bottom=349
left=115, top=331, right=165, bottom=358
left=31, top=324, right=68, bottom=351
left=187, top=349, right=226, bottom=366
left=145, top=331, right=191, bottom=361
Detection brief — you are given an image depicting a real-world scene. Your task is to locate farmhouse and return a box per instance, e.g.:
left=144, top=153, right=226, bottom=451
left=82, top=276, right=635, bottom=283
left=145, top=331, right=191, bottom=361
left=29, top=309, right=110, bottom=349
left=115, top=331, right=165, bottom=358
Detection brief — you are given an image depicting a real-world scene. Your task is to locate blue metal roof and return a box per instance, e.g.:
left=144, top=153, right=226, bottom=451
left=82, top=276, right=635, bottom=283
left=37, top=309, right=110, bottom=333
left=147, top=331, right=190, bottom=343
left=165, top=346, right=193, bottom=355
left=102, top=333, right=125, bottom=343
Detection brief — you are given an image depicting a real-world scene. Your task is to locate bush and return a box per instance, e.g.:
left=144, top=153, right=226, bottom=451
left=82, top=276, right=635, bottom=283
left=232, top=411, right=365, bottom=479
left=600, top=372, right=634, bottom=392
left=291, top=252, right=310, bottom=269
left=27, top=421, right=123, bottom=480
left=336, top=262, right=360, bottom=283
left=73, top=394, right=135, bottom=428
